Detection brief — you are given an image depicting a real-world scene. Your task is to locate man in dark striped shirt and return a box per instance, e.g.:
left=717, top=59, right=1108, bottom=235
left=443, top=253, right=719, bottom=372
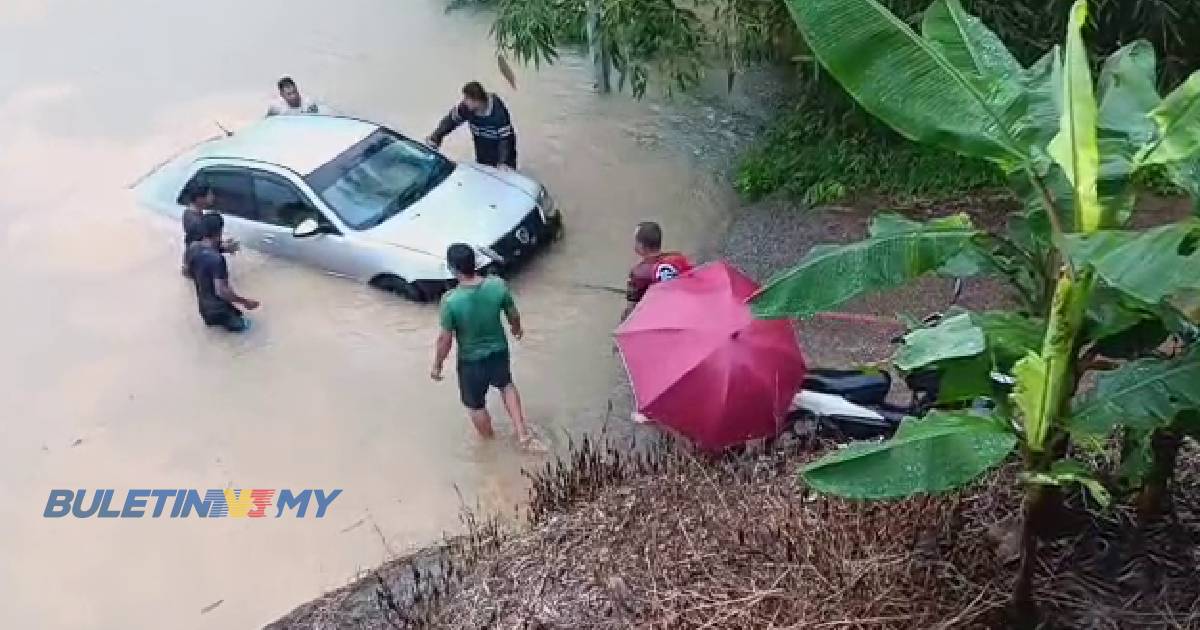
left=426, top=81, right=518, bottom=169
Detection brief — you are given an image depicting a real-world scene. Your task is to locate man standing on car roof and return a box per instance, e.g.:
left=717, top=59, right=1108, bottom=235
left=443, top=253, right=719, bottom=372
left=186, top=213, right=259, bottom=332
left=425, top=81, right=518, bottom=170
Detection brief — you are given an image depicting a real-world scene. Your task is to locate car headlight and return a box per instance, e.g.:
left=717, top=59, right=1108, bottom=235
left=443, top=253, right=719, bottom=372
left=537, top=187, right=558, bottom=218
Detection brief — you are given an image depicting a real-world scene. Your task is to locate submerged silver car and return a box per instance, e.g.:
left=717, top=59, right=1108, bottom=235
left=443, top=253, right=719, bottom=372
left=134, top=115, right=562, bottom=300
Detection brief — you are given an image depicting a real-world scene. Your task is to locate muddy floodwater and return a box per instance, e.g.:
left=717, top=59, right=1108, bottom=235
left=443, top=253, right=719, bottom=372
left=0, top=0, right=731, bottom=627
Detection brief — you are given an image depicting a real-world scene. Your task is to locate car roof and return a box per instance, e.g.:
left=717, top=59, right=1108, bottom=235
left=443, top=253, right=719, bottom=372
left=195, top=115, right=378, bottom=176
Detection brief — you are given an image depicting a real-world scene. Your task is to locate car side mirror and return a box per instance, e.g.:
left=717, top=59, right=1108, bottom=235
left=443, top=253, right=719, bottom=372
left=293, top=218, right=320, bottom=238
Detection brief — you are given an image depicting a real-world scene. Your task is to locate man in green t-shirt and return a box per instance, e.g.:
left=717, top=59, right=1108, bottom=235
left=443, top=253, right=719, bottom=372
left=432, top=243, right=537, bottom=448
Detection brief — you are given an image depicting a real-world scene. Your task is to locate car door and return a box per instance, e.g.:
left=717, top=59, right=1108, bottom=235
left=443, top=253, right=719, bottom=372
left=202, top=169, right=278, bottom=249
left=250, top=172, right=377, bottom=280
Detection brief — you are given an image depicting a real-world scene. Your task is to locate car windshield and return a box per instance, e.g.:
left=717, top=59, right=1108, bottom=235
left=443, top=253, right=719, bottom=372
left=305, top=128, right=454, bottom=230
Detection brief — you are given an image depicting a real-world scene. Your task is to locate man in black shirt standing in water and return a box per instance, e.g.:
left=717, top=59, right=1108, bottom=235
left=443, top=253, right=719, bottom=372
left=426, top=81, right=518, bottom=169
left=186, top=213, right=259, bottom=332
left=180, top=184, right=238, bottom=278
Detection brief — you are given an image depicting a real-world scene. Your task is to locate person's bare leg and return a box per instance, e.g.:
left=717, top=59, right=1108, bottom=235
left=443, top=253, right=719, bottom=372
left=501, top=384, right=529, bottom=441
left=468, top=408, right=495, bottom=439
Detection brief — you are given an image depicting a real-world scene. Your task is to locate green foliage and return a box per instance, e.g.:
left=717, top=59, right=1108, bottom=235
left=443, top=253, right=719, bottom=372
left=490, top=0, right=586, bottom=68
left=760, top=0, right=1200, bottom=515
left=1024, top=460, right=1112, bottom=506
left=896, top=310, right=1044, bottom=372
left=801, top=411, right=1016, bottom=499
left=457, top=0, right=1200, bottom=105
left=732, top=103, right=1002, bottom=205
left=1167, top=159, right=1200, bottom=211
left=475, top=0, right=792, bottom=98
left=1085, top=282, right=1200, bottom=350
left=1097, top=41, right=1158, bottom=221
left=1133, top=164, right=1184, bottom=196
left=1070, top=346, right=1200, bottom=438
left=1137, top=72, right=1200, bottom=166
left=1065, top=220, right=1200, bottom=306
left=895, top=313, right=985, bottom=371
left=1048, top=0, right=1102, bottom=232
left=784, top=0, right=1038, bottom=169
left=953, top=0, right=1200, bottom=88
left=894, top=310, right=1045, bottom=405
left=752, top=213, right=982, bottom=319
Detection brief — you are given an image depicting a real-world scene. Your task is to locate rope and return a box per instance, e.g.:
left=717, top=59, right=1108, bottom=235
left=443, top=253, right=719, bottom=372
left=811, top=312, right=905, bottom=327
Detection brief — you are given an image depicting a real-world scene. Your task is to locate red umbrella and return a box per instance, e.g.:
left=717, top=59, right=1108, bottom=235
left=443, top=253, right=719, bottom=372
left=615, top=261, right=807, bottom=452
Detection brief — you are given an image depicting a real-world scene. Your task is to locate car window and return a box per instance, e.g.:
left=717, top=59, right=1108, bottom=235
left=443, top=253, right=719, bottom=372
left=305, top=129, right=454, bottom=230
left=253, top=175, right=314, bottom=228
left=204, top=170, right=257, bottom=220
left=177, top=173, right=202, bottom=205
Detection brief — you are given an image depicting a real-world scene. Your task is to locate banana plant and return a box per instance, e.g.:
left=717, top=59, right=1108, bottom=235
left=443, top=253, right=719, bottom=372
left=756, top=0, right=1200, bottom=619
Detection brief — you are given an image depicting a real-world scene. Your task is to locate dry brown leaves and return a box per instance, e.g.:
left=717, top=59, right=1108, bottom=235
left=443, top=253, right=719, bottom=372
left=272, top=438, right=1200, bottom=630
left=424, top=440, right=1012, bottom=629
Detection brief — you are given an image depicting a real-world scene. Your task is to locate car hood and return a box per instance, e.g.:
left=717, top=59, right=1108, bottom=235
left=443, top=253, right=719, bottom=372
left=362, top=164, right=539, bottom=255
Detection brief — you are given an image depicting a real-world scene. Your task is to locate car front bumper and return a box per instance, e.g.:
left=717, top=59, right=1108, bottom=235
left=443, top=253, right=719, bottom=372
left=487, top=208, right=562, bottom=269
left=413, top=210, right=563, bottom=299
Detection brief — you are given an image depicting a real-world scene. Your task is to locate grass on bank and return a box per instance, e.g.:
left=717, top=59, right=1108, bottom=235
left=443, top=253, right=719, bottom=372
left=734, top=97, right=1187, bottom=207
left=733, top=100, right=1004, bottom=206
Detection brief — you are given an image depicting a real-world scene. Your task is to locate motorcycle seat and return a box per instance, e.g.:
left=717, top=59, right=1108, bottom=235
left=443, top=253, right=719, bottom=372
left=802, top=368, right=892, bottom=406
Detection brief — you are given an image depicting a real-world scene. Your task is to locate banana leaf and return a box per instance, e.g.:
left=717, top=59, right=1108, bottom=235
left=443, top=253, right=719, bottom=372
left=1009, top=163, right=1076, bottom=241
left=1070, top=346, right=1200, bottom=438
left=895, top=313, right=985, bottom=371
left=921, top=0, right=1021, bottom=99
left=1097, top=41, right=1161, bottom=226
left=1046, top=0, right=1102, bottom=233
left=802, top=411, right=1016, bottom=499
left=752, top=215, right=981, bottom=319
left=896, top=310, right=1044, bottom=372
left=1098, top=41, right=1160, bottom=147
left=1015, top=47, right=1064, bottom=166
left=1065, top=220, right=1200, bottom=308
left=935, top=353, right=995, bottom=403
left=1084, top=284, right=1174, bottom=358
left=872, top=213, right=999, bottom=277
left=1024, top=460, right=1111, bottom=506
left=1167, top=157, right=1200, bottom=214
left=1012, top=272, right=1089, bottom=452
left=973, top=311, right=1047, bottom=367
left=782, top=0, right=1034, bottom=170
left=1012, top=351, right=1051, bottom=449
left=1137, top=71, right=1200, bottom=166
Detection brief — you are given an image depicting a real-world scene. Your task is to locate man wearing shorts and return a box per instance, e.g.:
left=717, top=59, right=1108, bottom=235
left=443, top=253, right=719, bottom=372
left=431, top=244, right=538, bottom=448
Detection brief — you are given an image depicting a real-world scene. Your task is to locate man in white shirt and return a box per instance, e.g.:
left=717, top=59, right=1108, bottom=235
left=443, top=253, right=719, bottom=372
left=267, top=76, right=321, bottom=116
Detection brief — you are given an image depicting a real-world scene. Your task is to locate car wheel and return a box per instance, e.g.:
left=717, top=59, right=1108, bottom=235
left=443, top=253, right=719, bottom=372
left=371, top=274, right=425, bottom=302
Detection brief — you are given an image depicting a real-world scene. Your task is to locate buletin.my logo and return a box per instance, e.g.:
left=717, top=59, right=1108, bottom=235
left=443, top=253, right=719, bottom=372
left=43, top=489, right=341, bottom=519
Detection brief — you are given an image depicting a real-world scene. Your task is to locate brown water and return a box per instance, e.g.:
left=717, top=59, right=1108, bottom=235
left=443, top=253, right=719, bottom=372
left=0, top=1, right=730, bottom=627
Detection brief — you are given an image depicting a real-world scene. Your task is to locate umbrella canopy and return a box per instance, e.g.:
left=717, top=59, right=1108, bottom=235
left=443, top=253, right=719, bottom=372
left=615, top=261, right=807, bottom=451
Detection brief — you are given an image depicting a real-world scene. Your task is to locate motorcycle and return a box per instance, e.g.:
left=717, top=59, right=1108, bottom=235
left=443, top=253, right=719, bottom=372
left=786, top=279, right=994, bottom=442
